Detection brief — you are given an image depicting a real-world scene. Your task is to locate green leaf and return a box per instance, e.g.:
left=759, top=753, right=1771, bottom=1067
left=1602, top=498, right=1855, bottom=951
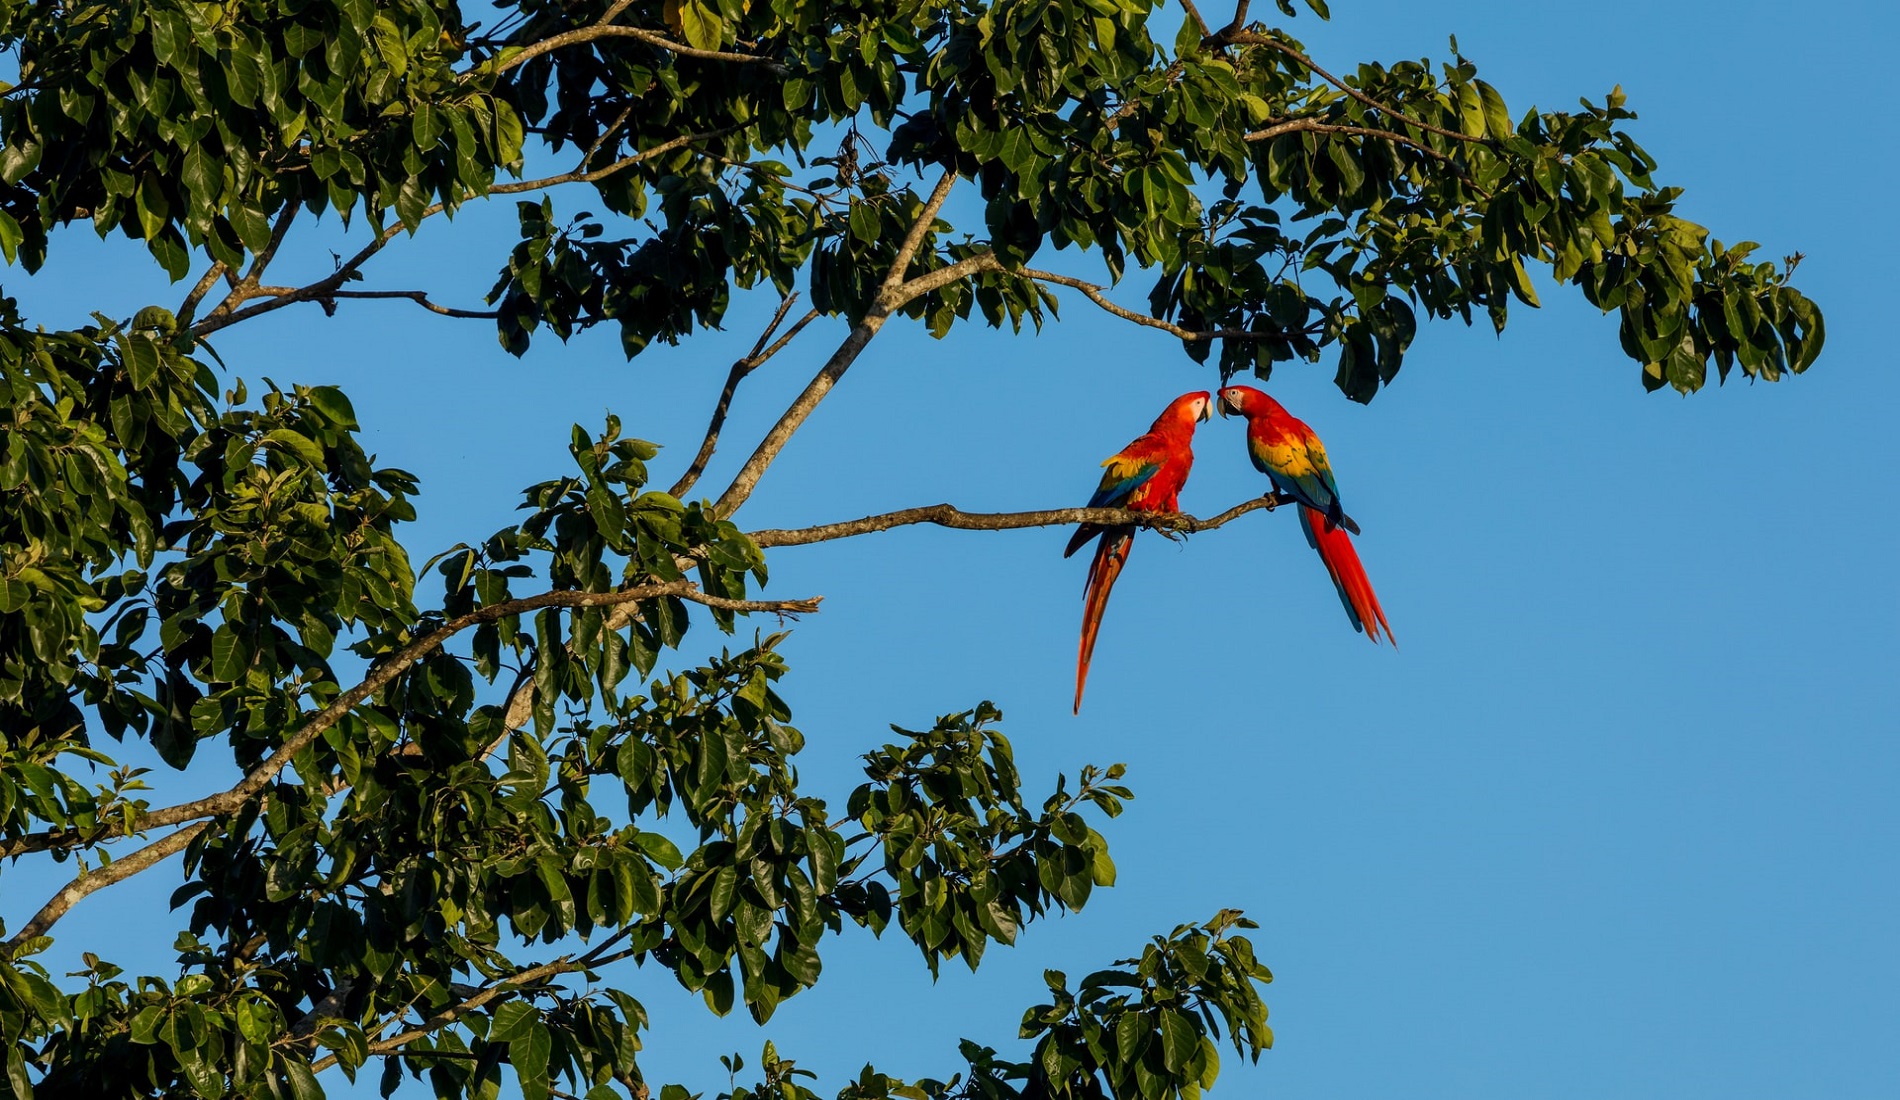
left=632, top=830, right=684, bottom=870
left=511, top=1019, right=554, bottom=1100
left=1476, top=80, right=1512, bottom=140
left=0, top=209, right=21, bottom=264
left=677, top=1, right=723, bottom=51
left=489, top=1001, right=536, bottom=1043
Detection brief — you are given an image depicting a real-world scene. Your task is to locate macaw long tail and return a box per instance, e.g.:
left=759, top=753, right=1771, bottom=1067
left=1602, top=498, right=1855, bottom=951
left=1298, top=506, right=1394, bottom=645
left=1075, top=528, right=1134, bottom=714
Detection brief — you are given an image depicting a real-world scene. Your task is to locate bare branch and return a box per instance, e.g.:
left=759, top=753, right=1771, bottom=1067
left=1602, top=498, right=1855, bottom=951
left=669, top=295, right=822, bottom=500
left=322, top=290, right=500, bottom=320
left=1219, top=30, right=1483, bottom=146
left=1012, top=266, right=1317, bottom=342
left=880, top=170, right=962, bottom=299
left=198, top=200, right=304, bottom=326
left=1, top=583, right=819, bottom=869
left=175, top=262, right=228, bottom=328
left=314, top=924, right=641, bottom=1070
left=748, top=494, right=1295, bottom=548
left=190, top=127, right=742, bottom=338
left=4, top=821, right=211, bottom=953
left=1178, top=0, right=1216, bottom=38
left=581, top=102, right=638, bottom=170
left=709, top=170, right=961, bottom=518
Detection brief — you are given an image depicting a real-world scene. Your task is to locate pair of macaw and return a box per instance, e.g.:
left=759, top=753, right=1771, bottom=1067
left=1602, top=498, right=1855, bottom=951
left=1067, top=386, right=1394, bottom=713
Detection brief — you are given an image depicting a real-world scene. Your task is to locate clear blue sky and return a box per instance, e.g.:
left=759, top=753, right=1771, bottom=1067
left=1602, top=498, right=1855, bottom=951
left=6, top=1, right=1894, bottom=1097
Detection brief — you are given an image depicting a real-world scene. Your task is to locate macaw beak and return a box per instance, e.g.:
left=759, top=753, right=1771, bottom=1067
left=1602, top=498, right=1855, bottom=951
left=1198, top=401, right=1212, bottom=423
left=1216, top=392, right=1235, bottom=418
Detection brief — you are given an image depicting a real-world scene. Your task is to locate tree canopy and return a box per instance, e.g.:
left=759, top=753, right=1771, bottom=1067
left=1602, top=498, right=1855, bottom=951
left=0, top=1, right=1821, bottom=1098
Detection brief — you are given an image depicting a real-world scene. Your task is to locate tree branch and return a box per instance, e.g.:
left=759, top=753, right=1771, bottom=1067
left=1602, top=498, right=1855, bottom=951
left=199, top=199, right=303, bottom=327
left=1012, top=266, right=1317, bottom=342
left=4, top=821, right=212, bottom=954
left=880, top=170, right=961, bottom=300
left=175, top=262, right=228, bottom=328
left=313, top=924, right=640, bottom=1071
left=1222, top=1, right=1251, bottom=36
left=1218, top=30, right=1483, bottom=147
left=190, top=127, right=742, bottom=338
left=313, top=953, right=579, bottom=1071
left=1242, top=117, right=1461, bottom=168
left=321, top=290, right=500, bottom=320
left=708, top=169, right=960, bottom=519
left=493, top=9, right=784, bottom=75
left=0, top=584, right=819, bottom=871
left=897, top=250, right=1001, bottom=301
left=1178, top=0, right=1216, bottom=38
left=668, top=295, right=822, bottom=500
left=747, top=494, right=1294, bottom=549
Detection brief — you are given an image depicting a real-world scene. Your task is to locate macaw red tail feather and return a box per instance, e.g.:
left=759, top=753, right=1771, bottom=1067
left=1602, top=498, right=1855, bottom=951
left=1074, top=529, right=1134, bottom=713
left=1299, top=506, right=1394, bottom=645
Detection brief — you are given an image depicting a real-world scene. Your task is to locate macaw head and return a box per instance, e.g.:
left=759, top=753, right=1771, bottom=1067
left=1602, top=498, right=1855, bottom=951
left=1158, top=390, right=1213, bottom=430
left=1217, top=384, right=1284, bottom=421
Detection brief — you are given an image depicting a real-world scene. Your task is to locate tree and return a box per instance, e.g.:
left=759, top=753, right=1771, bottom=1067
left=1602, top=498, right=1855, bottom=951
left=0, top=1, right=1820, bottom=1098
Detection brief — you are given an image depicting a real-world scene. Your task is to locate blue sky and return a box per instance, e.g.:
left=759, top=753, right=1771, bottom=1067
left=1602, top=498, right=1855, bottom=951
left=5, top=1, right=1895, bottom=1097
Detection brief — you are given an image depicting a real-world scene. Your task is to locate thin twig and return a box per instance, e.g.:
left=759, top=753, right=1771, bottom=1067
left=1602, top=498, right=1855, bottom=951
left=669, top=295, right=820, bottom=500
left=1014, top=266, right=1315, bottom=342
left=322, top=291, right=500, bottom=319
left=747, top=494, right=1294, bottom=548
left=191, top=127, right=743, bottom=338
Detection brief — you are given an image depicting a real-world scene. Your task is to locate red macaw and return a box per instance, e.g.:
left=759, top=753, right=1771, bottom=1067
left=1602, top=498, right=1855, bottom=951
left=1217, top=385, right=1394, bottom=644
left=1067, top=391, right=1212, bottom=713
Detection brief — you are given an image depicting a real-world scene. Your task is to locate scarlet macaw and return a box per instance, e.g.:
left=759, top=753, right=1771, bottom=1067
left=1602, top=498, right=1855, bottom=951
left=1067, top=391, right=1212, bottom=713
left=1217, top=385, right=1394, bottom=644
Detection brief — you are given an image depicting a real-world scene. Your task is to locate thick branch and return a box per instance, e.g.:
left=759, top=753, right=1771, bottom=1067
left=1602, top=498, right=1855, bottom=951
left=4, top=822, right=211, bottom=953
left=748, top=494, right=1294, bottom=548
left=1, top=584, right=818, bottom=870
left=709, top=170, right=960, bottom=519
left=668, top=295, right=821, bottom=500
left=898, top=250, right=1001, bottom=300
